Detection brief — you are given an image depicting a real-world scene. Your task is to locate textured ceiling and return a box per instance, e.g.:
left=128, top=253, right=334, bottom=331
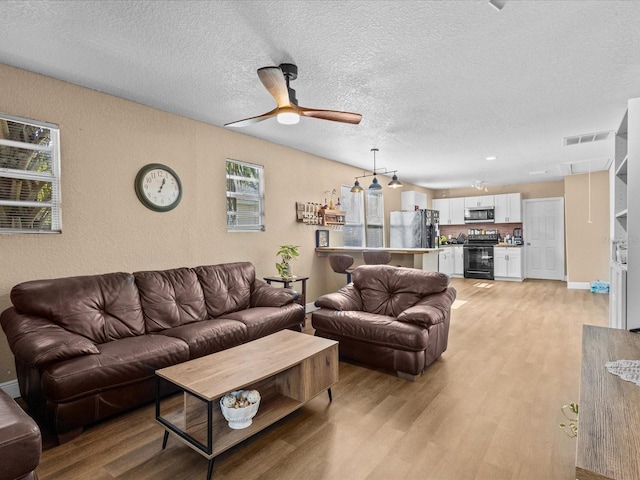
left=2, top=0, right=640, bottom=189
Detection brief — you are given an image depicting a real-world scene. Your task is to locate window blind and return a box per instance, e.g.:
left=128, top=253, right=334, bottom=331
left=226, top=159, right=265, bottom=231
left=340, top=184, right=365, bottom=247
left=0, top=114, right=61, bottom=233
left=365, top=191, right=385, bottom=248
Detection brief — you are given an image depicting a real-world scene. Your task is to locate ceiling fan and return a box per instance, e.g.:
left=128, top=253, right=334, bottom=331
left=224, top=63, right=362, bottom=127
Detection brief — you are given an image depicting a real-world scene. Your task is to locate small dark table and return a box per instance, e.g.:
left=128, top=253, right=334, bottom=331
left=263, top=275, right=309, bottom=308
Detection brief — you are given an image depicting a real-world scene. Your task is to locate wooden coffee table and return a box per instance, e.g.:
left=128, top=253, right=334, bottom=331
left=155, top=330, right=339, bottom=479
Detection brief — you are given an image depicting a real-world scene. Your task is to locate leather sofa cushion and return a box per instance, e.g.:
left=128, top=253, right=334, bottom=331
left=0, top=390, right=41, bottom=480
left=353, top=266, right=449, bottom=317
left=312, top=309, right=430, bottom=351
left=221, top=304, right=304, bottom=340
left=134, top=268, right=207, bottom=333
left=10, top=272, right=144, bottom=344
left=41, top=335, right=189, bottom=403
left=397, top=289, right=457, bottom=327
left=160, top=318, right=247, bottom=359
left=194, top=262, right=254, bottom=317
left=0, top=311, right=99, bottom=368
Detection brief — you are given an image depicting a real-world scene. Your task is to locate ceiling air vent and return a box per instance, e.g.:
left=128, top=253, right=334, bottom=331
left=558, top=157, right=612, bottom=176
left=564, top=131, right=611, bottom=146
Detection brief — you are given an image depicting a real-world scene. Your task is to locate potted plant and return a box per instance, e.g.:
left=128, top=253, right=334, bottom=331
left=276, top=244, right=300, bottom=279
left=559, top=402, right=579, bottom=438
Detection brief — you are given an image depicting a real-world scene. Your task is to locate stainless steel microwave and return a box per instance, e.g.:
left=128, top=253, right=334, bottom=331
left=464, top=207, right=495, bottom=224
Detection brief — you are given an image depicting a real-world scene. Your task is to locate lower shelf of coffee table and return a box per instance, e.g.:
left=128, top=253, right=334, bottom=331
left=160, top=389, right=304, bottom=457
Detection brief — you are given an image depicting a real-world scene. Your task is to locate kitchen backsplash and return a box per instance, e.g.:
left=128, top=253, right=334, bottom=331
left=439, top=222, right=523, bottom=241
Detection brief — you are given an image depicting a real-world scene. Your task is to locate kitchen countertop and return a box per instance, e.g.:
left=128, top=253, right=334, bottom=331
left=439, top=243, right=522, bottom=247
left=315, top=247, right=442, bottom=254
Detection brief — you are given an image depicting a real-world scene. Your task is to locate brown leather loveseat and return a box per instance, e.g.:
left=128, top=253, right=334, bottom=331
left=312, top=265, right=456, bottom=380
left=1, top=262, right=304, bottom=443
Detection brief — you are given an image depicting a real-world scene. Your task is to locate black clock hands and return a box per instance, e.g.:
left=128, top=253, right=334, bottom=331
left=158, top=178, right=166, bottom=193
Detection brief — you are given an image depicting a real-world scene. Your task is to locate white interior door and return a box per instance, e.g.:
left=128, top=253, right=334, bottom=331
left=523, top=197, right=565, bottom=280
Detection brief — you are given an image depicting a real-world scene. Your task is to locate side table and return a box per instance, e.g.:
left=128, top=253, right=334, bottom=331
left=263, top=275, right=309, bottom=309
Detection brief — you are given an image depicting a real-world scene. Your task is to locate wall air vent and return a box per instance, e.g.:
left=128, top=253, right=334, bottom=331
left=564, top=131, right=611, bottom=146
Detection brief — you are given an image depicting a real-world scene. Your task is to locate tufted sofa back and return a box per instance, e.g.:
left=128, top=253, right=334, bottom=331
left=352, top=265, right=450, bottom=317
left=9, top=262, right=261, bottom=344
left=10, top=272, right=144, bottom=344
left=134, top=267, right=207, bottom=333
left=194, top=262, right=255, bottom=318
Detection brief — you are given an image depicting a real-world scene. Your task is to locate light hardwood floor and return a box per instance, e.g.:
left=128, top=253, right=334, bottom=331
left=34, top=278, right=608, bottom=480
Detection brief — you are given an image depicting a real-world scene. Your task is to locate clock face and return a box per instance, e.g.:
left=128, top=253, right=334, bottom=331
left=135, top=164, right=182, bottom=212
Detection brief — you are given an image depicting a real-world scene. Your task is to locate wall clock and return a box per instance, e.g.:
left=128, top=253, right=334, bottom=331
left=134, top=163, right=182, bottom=212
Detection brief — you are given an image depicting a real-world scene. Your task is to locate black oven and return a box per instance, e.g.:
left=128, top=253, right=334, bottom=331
left=463, top=234, right=498, bottom=280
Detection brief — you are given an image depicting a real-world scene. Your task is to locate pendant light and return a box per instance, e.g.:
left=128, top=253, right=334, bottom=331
left=368, top=177, right=382, bottom=190
left=368, top=148, right=382, bottom=190
left=388, top=174, right=403, bottom=188
left=349, top=148, right=403, bottom=192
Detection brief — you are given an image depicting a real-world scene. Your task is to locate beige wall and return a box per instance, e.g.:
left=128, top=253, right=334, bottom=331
left=0, top=64, right=433, bottom=382
left=564, top=171, right=610, bottom=284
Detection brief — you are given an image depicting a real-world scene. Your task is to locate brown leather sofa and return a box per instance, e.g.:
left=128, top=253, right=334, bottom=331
left=0, top=389, right=41, bottom=480
left=0, top=262, right=304, bottom=443
left=312, top=265, right=456, bottom=380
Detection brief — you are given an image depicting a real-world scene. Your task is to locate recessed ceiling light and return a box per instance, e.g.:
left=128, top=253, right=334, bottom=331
left=485, top=156, right=497, bottom=161
left=529, top=170, right=548, bottom=175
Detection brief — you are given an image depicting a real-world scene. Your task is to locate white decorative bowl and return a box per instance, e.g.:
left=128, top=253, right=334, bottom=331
left=219, top=390, right=260, bottom=429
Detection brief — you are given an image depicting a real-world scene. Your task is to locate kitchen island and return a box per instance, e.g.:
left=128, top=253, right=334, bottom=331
left=315, top=247, right=442, bottom=272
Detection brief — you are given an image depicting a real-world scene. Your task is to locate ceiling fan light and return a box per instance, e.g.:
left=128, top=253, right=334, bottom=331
left=276, top=110, right=300, bottom=125
left=388, top=174, right=403, bottom=188
left=350, top=180, right=363, bottom=193
left=368, top=177, right=382, bottom=190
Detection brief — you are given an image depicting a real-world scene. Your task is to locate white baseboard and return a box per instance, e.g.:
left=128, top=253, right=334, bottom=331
left=0, top=379, right=20, bottom=398
left=567, top=282, right=592, bottom=290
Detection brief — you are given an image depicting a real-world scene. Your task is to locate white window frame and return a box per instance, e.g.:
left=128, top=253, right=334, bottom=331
left=225, top=158, right=265, bottom=232
left=0, top=113, right=61, bottom=234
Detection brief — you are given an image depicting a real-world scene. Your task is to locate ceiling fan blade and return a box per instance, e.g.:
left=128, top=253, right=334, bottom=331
left=299, top=107, right=362, bottom=125
left=224, top=107, right=278, bottom=127
left=258, top=66, right=290, bottom=107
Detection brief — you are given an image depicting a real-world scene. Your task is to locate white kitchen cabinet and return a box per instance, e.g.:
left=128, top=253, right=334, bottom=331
left=464, top=195, right=495, bottom=208
left=450, top=198, right=465, bottom=224
left=438, top=249, right=454, bottom=276
left=401, top=191, right=427, bottom=211
left=432, top=199, right=449, bottom=224
left=494, top=193, right=522, bottom=223
left=494, top=247, right=523, bottom=281
left=438, top=246, right=463, bottom=277
left=453, top=246, right=464, bottom=276
left=433, top=198, right=465, bottom=225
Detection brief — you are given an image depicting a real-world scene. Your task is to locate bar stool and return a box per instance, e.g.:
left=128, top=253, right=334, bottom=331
left=328, top=254, right=355, bottom=284
left=363, top=251, right=392, bottom=265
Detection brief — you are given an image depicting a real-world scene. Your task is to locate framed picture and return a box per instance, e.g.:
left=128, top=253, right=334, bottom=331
left=316, top=229, right=329, bottom=247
